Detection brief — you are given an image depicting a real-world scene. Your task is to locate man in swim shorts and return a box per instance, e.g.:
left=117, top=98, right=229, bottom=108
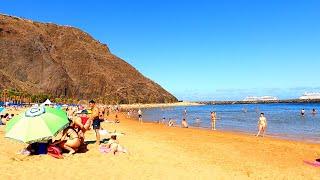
left=84, top=100, right=101, bottom=145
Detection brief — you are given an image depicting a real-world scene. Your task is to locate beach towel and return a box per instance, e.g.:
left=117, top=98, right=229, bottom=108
left=47, top=145, right=63, bottom=159
left=303, top=160, right=320, bottom=167
left=99, top=145, right=112, bottom=154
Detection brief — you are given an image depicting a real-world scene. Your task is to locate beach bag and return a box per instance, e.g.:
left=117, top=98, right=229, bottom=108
left=37, top=143, right=48, bottom=155
left=47, top=145, right=63, bottom=159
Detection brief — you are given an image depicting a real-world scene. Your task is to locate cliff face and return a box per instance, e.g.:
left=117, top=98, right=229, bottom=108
left=0, top=14, right=178, bottom=103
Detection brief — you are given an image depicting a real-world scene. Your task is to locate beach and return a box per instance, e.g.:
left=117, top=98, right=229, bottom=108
left=0, top=110, right=320, bottom=180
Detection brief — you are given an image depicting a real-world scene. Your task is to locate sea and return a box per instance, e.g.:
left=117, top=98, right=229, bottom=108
left=141, top=103, right=320, bottom=142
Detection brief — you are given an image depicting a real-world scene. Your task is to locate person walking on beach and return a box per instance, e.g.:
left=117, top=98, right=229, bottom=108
left=138, top=109, right=142, bottom=123
left=256, top=113, right=267, bottom=137
left=84, top=100, right=101, bottom=145
left=211, top=112, right=217, bottom=130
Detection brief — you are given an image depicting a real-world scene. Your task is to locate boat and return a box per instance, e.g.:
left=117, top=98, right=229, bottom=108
left=299, top=92, right=320, bottom=100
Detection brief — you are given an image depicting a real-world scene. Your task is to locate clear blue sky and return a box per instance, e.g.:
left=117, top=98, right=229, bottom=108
left=1, top=0, right=320, bottom=100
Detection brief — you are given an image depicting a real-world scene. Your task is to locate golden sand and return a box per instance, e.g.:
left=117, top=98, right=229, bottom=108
left=0, top=110, right=320, bottom=179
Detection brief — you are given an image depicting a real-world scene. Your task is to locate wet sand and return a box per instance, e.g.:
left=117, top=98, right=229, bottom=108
left=0, top=111, right=320, bottom=179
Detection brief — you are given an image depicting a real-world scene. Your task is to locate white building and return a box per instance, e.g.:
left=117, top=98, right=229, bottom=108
left=299, top=92, right=320, bottom=100
left=243, top=96, right=279, bottom=102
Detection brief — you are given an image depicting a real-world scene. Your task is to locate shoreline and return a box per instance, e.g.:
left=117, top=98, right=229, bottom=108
left=118, top=101, right=203, bottom=109
left=200, top=99, right=320, bottom=105
left=134, top=115, right=320, bottom=145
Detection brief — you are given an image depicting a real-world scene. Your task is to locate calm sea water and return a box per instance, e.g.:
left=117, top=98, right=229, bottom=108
left=142, top=103, right=320, bottom=142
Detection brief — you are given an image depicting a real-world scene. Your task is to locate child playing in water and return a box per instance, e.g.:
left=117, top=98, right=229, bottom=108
left=256, top=113, right=267, bottom=137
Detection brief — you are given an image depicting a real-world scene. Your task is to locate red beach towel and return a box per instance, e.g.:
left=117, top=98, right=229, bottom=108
left=47, top=145, right=63, bottom=159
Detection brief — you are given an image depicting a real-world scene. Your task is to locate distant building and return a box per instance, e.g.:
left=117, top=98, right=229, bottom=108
left=299, top=92, right=320, bottom=100
left=243, top=96, right=279, bottom=102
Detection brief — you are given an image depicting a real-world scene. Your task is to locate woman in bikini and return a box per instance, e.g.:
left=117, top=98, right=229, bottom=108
left=256, top=113, right=267, bottom=137
left=58, top=126, right=81, bottom=155
left=211, top=112, right=217, bottom=130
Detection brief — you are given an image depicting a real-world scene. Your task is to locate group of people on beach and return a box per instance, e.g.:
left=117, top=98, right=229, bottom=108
left=2, top=100, right=127, bottom=157
left=50, top=100, right=126, bottom=156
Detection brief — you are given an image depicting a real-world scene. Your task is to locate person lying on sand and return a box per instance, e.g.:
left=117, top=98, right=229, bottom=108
left=256, top=113, right=267, bottom=137
left=100, top=135, right=127, bottom=155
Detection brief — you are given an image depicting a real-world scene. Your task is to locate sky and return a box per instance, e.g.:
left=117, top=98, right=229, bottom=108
left=1, top=0, right=320, bottom=101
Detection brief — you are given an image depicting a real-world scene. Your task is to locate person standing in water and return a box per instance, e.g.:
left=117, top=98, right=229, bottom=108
left=312, top=108, right=317, bottom=115
left=211, top=112, right=217, bottom=130
left=301, top=109, right=305, bottom=116
left=138, top=109, right=142, bottom=123
left=256, top=113, right=267, bottom=137
left=183, top=108, right=187, bottom=119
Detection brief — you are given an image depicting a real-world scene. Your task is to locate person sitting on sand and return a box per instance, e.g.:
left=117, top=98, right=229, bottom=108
left=84, top=100, right=101, bottom=145
left=54, top=126, right=81, bottom=155
left=168, top=118, right=174, bottom=127
left=181, top=118, right=188, bottom=128
left=256, top=113, right=267, bottom=137
left=69, top=116, right=85, bottom=144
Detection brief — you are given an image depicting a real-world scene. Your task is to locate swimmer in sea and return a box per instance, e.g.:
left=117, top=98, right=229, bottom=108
left=301, top=109, right=305, bottom=117
left=256, top=113, right=267, bottom=137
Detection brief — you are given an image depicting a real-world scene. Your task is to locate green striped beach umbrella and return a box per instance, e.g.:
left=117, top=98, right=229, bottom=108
left=5, top=107, right=69, bottom=144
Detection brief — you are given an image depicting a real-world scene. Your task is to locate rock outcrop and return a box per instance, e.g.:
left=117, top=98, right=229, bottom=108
left=0, top=14, right=177, bottom=104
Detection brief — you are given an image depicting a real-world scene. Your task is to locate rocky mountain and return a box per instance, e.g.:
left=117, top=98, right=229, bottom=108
left=0, top=14, right=177, bottom=104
